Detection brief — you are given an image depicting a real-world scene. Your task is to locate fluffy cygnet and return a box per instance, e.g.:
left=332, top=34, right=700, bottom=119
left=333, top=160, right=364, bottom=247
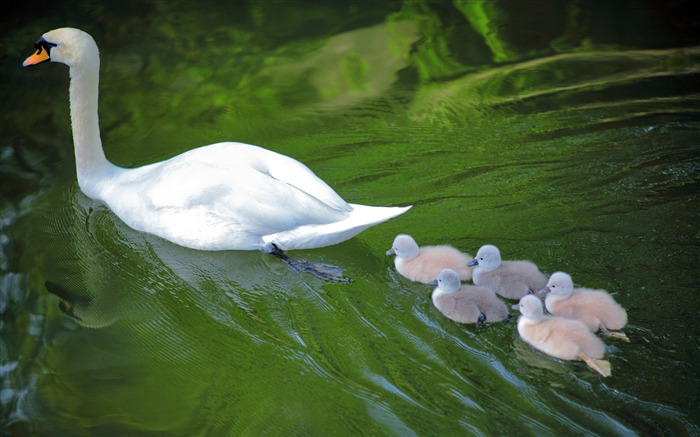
left=429, top=269, right=508, bottom=325
left=515, top=295, right=612, bottom=377
left=386, top=234, right=473, bottom=284
left=541, top=272, right=629, bottom=342
left=468, top=244, right=547, bottom=300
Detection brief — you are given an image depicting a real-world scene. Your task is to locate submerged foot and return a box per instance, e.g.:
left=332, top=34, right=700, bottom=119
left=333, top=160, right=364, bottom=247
left=268, top=244, right=353, bottom=283
left=476, top=312, right=487, bottom=330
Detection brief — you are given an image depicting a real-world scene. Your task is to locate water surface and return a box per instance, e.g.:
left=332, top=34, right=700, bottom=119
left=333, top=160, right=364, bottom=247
left=2, top=2, right=699, bottom=435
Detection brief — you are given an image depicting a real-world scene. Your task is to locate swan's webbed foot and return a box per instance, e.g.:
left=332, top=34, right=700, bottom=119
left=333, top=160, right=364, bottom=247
left=268, top=244, right=353, bottom=283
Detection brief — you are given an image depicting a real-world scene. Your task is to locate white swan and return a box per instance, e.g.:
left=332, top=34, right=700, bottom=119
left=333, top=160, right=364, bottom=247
left=23, top=28, right=410, bottom=277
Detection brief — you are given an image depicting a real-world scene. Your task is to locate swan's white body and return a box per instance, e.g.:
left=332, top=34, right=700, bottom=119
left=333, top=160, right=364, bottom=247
left=24, top=28, right=410, bottom=252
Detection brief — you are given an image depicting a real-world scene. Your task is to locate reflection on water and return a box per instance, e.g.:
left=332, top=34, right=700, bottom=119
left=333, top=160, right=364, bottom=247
left=2, top=2, right=699, bottom=435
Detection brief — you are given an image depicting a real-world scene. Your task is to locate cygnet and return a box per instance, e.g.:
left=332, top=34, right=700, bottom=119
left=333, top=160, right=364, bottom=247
left=386, top=234, right=473, bottom=284
left=429, top=268, right=508, bottom=326
left=514, top=295, right=612, bottom=377
left=468, top=244, right=547, bottom=300
left=540, top=272, right=629, bottom=342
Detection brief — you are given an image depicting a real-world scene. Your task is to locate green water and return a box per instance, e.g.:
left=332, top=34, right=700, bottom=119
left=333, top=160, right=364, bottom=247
left=2, top=1, right=699, bottom=435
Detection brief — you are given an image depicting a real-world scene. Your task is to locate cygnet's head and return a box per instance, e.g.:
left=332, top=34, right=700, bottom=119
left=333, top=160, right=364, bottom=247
left=467, top=244, right=502, bottom=270
left=428, top=268, right=461, bottom=292
left=540, top=272, right=574, bottom=297
left=515, top=294, right=544, bottom=320
left=386, top=234, right=420, bottom=259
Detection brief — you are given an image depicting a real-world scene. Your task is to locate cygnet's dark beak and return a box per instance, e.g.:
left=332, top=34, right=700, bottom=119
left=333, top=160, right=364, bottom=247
left=428, top=279, right=438, bottom=286
left=467, top=259, right=478, bottom=267
left=386, top=248, right=395, bottom=256
left=534, top=286, right=550, bottom=298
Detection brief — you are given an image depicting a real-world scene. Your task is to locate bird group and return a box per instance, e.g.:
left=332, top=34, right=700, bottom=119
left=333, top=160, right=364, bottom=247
left=387, top=234, right=628, bottom=377
left=23, top=28, right=627, bottom=378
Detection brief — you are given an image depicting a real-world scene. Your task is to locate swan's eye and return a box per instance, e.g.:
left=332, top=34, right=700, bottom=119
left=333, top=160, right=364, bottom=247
left=34, top=38, right=57, bottom=55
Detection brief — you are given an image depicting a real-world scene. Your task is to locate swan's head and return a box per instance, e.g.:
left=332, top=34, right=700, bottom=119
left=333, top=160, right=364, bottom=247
left=428, top=268, right=461, bottom=292
left=514, top=294, right=544, bottom=320
left=467, top=244, right=502, bottom=270
left=386, top=234, right=419, bottom=259
left=23, top=27, right=98, bottom=69
left=540, top=272, right=574, bottom=298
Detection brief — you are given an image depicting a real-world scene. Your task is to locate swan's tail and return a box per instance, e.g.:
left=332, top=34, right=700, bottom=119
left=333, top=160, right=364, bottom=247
left=263, top=204, right=411, bottom=251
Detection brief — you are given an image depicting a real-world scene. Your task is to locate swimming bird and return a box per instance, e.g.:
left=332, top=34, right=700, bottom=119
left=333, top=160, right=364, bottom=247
left=386, top=234, right=473, bottom=284
left=540, top=272, right=629, bottom=342
left=429, top=269, right=508, bottom=326
left=514, top=294, right=611, bottom=377
left=22, top=28, right=411, bottom=281
left=467, top=244, right=547, bottom=299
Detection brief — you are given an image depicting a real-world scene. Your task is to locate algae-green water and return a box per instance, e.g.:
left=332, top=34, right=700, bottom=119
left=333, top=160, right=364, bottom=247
left=2, top=2, right=699, bottom=435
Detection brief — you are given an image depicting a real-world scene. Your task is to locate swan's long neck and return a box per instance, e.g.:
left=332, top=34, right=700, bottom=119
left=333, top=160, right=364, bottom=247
left=69, top=58, right=117, bottom=199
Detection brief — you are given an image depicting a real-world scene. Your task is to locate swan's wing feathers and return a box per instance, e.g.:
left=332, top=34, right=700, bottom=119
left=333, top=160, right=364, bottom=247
left=188, top=142, right=352, bottom=213
left=135, top=157, right=348, bottom=233
left=263, top=152, right=352, bottom=213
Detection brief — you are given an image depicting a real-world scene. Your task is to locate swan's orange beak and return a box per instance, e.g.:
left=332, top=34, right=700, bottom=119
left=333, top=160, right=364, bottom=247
left=23, top=47, right=50, bottom=67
